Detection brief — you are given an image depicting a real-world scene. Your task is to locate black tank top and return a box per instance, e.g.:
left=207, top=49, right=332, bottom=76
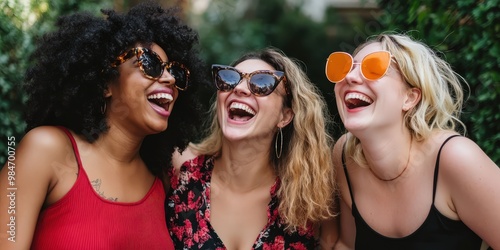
left=342, top=135, right=482, bottom=249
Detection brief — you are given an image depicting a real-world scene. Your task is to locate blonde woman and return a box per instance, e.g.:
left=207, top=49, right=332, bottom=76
left=326, top=33, right=500, bottom=249
left=167, top=48, right=337, bottom=249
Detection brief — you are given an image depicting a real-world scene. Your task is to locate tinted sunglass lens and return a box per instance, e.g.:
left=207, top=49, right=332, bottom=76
left=361, top=51, right=391, bottom=80
left=169, top=66, right=188, bottom=90
left=326, top=53, right=352, bottom=83
left=140, top=52, right=163, bottom=78
left=249, top=74, right=277, bottom=96
left=216, top=69, right=241, bottom=91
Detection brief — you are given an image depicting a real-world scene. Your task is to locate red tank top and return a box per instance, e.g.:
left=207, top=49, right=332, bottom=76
left=31, top=128, right=174, bottom=249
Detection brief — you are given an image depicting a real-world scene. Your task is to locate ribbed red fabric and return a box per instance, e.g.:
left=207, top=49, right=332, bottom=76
left=31, top=128, right=174, bottom=249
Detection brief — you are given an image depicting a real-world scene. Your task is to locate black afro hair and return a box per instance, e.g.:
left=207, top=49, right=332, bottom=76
left=23, top=1, right=214, bottom=176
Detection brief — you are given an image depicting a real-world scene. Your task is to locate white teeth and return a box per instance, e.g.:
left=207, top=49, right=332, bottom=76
left=345, top=93, right=373, bottom=104
left=229, top=102, right=256, bottom=116
left=147, top=93, right=173, bottom=104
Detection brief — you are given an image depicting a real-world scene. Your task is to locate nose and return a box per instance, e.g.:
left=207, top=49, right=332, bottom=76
left=344, top=63, right=363, bottom=85
left=232, top=77, right=251, bottom=96
left=158, top=67, right=176, bottom=87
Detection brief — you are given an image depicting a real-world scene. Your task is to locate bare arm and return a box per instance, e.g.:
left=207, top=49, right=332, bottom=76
left=318, top=204, right=339, bottom=249
left=334, top=198, right=356, bottom=250
left=441, top=136, right=500, bottom=249
left=0, top=127, right=71, bottom=249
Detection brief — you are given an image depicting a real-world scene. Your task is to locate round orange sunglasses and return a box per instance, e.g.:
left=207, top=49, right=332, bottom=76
left=325, top=51, right=392, bottom=83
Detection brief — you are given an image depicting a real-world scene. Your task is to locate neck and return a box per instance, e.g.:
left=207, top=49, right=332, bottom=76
left=93, top=126, right=143, bottom=164
left=214, top=142, right=276, bottom=193
left=372, top=135, right=412, bottom=181
left=360, top=131, right=413, bottom=182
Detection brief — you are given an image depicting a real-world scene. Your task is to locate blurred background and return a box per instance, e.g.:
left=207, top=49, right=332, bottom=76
left=1, top=0, right=498, bottom=166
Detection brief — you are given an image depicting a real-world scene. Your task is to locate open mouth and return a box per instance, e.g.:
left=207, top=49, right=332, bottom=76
left=228, top=102, right=256, bottom=121
left=147, top=93, right=173, bottom=111
left=345, top=92, right=373, bottom=109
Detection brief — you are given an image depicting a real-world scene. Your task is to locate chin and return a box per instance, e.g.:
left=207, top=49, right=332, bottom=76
left=221, top=129, right=249, bottom=142
left=148, top=121, right=169, bottom=135
left=343, top=120, right=370, bottom=133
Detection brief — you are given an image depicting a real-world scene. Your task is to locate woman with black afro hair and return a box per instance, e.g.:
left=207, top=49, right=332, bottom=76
left=0, top=1, right=211, bottom=249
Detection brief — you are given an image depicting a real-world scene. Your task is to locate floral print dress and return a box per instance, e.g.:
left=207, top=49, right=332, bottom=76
left=166, top=155, right=317, bottom=250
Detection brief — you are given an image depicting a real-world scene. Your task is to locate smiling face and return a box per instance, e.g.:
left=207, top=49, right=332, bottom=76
left=106, top=43, right=179, bottom=136
left=216, top=59, right=293, bottom=143
left=334, top=42, right=413, bottom=135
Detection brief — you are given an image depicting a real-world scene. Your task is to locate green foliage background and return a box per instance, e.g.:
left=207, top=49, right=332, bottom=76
left=192, top=0, right=379, bottom=140
left=193, top=0, right=499, bottom=164
left=0, top=0, right=111, bottom=166
left=1, top=0, right=498, bottom=165
left=377, top=0, right=500, bottom=163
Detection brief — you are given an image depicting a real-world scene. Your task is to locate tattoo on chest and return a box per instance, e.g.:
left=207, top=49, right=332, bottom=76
left=91, top=178, right=118, bottom=201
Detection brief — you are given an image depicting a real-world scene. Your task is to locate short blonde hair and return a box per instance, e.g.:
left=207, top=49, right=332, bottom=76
left=346, top=33, right=466, bottom=167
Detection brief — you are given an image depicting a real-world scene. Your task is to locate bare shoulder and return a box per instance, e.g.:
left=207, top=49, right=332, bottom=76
left=15, top=126, right=74, bottom=168
left=7, top=126, right=77, bottom=183
left=22, top=126, right=69, bottom=142
left=434, top=131, right=499, bottom=195
left=436, top=133, right=497, bottom=174
left=434, top=134, right=500, bottom=247
left=172, top=144, right=199, bottom=174
left=0, top=126, right=75, bottom=248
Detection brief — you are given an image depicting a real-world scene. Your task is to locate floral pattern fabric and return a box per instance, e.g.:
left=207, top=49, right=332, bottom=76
left=166, top=155, right=317, bottom=250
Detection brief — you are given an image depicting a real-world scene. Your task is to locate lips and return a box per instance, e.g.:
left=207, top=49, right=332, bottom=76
left=344, top=92, right=373, bottom=109
left=228, top=101, right=256, bottom=121
left=147, top=92, right=173, bottom=115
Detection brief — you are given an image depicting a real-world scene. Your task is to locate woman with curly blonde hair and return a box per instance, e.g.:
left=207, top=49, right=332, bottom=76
left=326, top=33, right=500, bottom=249
left=167, top=48, right=337, bottom=249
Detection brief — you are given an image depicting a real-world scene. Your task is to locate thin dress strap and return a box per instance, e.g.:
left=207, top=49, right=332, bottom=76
left=57, top=126, right=83, bottom=173
left=432, top=135, right=461, bottom=202
left=341, top=142, right=355, bottom=205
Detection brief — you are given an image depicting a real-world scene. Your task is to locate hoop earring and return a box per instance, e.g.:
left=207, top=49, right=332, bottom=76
left=101, top=101, right=107, bottom=115
left=275, top=127, right=283, bottom=159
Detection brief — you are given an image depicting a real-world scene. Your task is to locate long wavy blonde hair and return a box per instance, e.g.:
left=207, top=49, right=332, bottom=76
left=192, top=47, right=336, bottom=231
left=345, top=33, right=467, bottom=167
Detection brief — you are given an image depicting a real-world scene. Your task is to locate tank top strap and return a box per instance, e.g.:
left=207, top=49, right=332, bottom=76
left=57, top=126, right=84, bottom=173
left=432, top=134, right=461, bottom=202
left=341, top=142, right=355, bottom=204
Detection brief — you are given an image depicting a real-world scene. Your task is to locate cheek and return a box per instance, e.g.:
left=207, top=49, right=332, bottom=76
left=275, top=83, right=288, bottom=97
left=216, top=91, right=228, bottom=106
left=377, top=84, right=406, bottom=103
left=261, top=98, right=286, bottom=123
